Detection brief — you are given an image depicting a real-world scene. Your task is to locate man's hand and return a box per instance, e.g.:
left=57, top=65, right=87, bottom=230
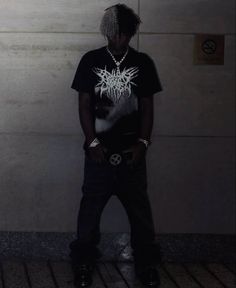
left=128, top=142, right=147, bottom=166
left=88, top=144, right=107, bottom=163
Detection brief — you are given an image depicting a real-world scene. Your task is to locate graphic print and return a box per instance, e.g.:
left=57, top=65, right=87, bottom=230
left=93, top=66, right=139, bottom=133
left=94, top=66, right=139, bottom=103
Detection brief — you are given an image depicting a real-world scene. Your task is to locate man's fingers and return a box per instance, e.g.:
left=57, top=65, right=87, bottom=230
left=90, top=145, right=107, bottom=163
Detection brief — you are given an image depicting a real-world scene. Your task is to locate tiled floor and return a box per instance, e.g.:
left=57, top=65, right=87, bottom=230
left=0, top=260, right=235, bottom=288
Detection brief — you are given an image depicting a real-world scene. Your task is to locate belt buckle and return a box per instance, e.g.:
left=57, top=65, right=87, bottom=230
left=109, top=153, right=122, bottom=166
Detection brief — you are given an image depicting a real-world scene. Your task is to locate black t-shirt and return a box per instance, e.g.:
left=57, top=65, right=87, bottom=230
left=71, top=46, right=162, bottom=151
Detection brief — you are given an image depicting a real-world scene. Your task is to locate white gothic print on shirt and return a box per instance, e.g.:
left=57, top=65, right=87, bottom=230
left=94, top=66, right=139, bottom=103
left=93, top=66, right=139, bottom=133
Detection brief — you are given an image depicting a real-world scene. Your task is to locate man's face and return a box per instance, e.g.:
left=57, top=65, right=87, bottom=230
left=107, top=33, right=131, bottom=53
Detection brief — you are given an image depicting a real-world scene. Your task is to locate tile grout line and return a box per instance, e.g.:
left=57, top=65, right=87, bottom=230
left=160, top=263, right=181, bottom=288
left=222, top=263, right=236, bottom=275
left=23, top=261, right=32, bottom=288
left=47, top=260, right=60, bottom=288
left=96, top=263, right=108, bottom=288
left=181, top=264, right=206, bottom=288
left=113, top=262, right=130, bottom=288
left=201, top=263, right=228, bottom=288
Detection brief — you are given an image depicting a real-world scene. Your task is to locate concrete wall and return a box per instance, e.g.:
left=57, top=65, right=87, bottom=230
left=0, top=0, right=235, bottom=234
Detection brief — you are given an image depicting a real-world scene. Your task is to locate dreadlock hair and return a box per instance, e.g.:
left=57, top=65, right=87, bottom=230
left=100, top=4, right=141, bottom=39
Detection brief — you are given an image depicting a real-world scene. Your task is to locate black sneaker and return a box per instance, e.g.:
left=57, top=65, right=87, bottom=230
left=136, top=265, right=160, bottom=287
left=73, top=264, right=94, bottom=287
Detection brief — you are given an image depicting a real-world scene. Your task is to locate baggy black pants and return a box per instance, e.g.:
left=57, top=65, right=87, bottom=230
left=69, top=155, right=161, bottom=266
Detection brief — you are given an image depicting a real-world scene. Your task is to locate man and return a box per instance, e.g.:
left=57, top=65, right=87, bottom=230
left=69, top=4, right=163, bottom=287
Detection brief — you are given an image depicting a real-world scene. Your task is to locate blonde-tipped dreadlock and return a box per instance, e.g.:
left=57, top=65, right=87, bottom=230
left=100, top=6, right=119, bottom=39
left=100, top=4, right=141, bottom=38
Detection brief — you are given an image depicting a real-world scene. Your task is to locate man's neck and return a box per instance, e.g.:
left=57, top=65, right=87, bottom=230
left=107, top=45, right=129, bottom=55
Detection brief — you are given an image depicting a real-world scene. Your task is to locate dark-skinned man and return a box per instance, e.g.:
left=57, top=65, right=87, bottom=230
left=69, top=4, right=163, bottom=287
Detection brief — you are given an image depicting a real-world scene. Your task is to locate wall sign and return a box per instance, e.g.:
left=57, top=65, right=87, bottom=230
left=194, top=34, right=225, bottom=65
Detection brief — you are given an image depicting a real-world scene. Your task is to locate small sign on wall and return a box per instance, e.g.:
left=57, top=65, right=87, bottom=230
left=194, top=34, right=225, bottom=65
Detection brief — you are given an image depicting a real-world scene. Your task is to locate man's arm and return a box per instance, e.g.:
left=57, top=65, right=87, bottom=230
left=139, top=95, right=154, bottom=142
left=130, top=95, right=154, bottom=164
left=78, top=92, right=105, bottom=162
left=78, top=91, right=96, bottom=145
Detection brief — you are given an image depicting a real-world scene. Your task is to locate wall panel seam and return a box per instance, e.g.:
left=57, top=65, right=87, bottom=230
left=0, top=132, right=234, bottom=138
left=0, top=32, right=235, bottom=35
left=137, top=0, right=140, bottom=51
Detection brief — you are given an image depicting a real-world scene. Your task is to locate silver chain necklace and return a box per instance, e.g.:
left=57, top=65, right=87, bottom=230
left=106, top=46, right=129, bottom=73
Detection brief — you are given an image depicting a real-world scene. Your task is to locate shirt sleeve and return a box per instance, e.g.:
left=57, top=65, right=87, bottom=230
left=138, top=53, right=163, bottom=97
left=71, top=52, right=93, bottom=93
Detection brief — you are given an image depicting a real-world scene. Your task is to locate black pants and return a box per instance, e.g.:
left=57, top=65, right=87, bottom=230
left=69, top=155, right=161, bottom=266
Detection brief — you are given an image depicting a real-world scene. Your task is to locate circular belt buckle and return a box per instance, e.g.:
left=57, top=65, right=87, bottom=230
left=109, top=153, right=122, bottom=166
